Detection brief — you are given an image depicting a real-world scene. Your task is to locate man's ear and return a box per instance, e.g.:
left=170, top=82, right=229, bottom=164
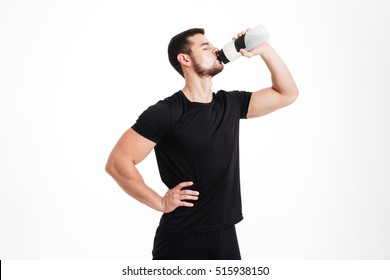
left=177, top=53, right=191, bottom=67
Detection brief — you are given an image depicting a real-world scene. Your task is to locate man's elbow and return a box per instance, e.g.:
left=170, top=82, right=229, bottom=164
left=283, top=86, right=299, bottom=106
left=105, top=156, right=117, bottom=177
left=105, top=154, right=136, bottom=179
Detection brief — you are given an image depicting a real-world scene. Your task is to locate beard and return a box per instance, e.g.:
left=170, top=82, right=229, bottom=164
left=191, top=55, right=224, bottom=78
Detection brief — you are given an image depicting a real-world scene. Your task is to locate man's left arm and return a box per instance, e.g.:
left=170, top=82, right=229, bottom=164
left=240, top=41, right=299, bottom=118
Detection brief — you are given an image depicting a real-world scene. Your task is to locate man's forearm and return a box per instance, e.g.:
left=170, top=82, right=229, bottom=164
left=259, top=42, right=298, bottom=100
left=106, top=159, right=164, bottom=212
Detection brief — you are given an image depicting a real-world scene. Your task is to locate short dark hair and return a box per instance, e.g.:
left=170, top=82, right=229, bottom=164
left=168, top=28, right=205, bottom=77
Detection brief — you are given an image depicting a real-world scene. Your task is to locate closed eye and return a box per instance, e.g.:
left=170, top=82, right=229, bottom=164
left=201, top=42, right=212, bottom=50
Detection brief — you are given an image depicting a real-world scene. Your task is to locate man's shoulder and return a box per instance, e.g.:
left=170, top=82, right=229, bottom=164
left=144, top=91, right=182, bottom=113
left=144, top=91, right=185, bottom=124
left=214, top=89, right=250, bottom=100
left=215, top=89, right=250, bottom=95
left=146, top=91, right=182, bottom=112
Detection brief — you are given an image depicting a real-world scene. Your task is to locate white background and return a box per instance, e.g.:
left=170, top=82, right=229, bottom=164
left=1, top=0, right=389, bottom=260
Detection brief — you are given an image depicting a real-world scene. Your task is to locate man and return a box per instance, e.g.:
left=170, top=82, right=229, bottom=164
left=105, top=27, right=298, bottom=260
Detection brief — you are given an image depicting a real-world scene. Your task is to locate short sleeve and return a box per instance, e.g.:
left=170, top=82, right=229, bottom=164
left=236, top=90, right=253, bottom=119
left=227, top=90, right=253, bottom=119
left=131, top=101, right=171, bottom=143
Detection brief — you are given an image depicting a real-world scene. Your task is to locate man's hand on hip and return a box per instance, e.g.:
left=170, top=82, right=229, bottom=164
left=161, top=181, right=199, bottom=213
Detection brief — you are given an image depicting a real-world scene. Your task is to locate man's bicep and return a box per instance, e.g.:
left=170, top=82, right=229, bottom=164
left=247, top=87, right=289, bottom=118
left=110, top=128, right=156, bottom=165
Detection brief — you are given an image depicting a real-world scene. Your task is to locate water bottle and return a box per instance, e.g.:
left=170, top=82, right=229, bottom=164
left=217, top=24, right=270, bottom=64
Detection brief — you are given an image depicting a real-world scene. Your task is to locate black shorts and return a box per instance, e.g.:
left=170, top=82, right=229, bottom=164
left=152, top=225, right=241, bottom=260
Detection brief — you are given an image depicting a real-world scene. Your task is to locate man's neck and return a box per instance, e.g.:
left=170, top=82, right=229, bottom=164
left=182, top=76, right=213, bottom=103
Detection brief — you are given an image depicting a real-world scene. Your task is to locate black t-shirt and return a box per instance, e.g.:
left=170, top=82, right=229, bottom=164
left=132, top=90, right=252, bottom=233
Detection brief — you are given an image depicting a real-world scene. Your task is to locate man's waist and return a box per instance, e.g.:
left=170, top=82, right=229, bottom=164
left=158, top=214, right=243, bottom=234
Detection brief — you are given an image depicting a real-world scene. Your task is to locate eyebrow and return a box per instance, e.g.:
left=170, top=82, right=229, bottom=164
left=200, top=42, right=211, bottom=47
